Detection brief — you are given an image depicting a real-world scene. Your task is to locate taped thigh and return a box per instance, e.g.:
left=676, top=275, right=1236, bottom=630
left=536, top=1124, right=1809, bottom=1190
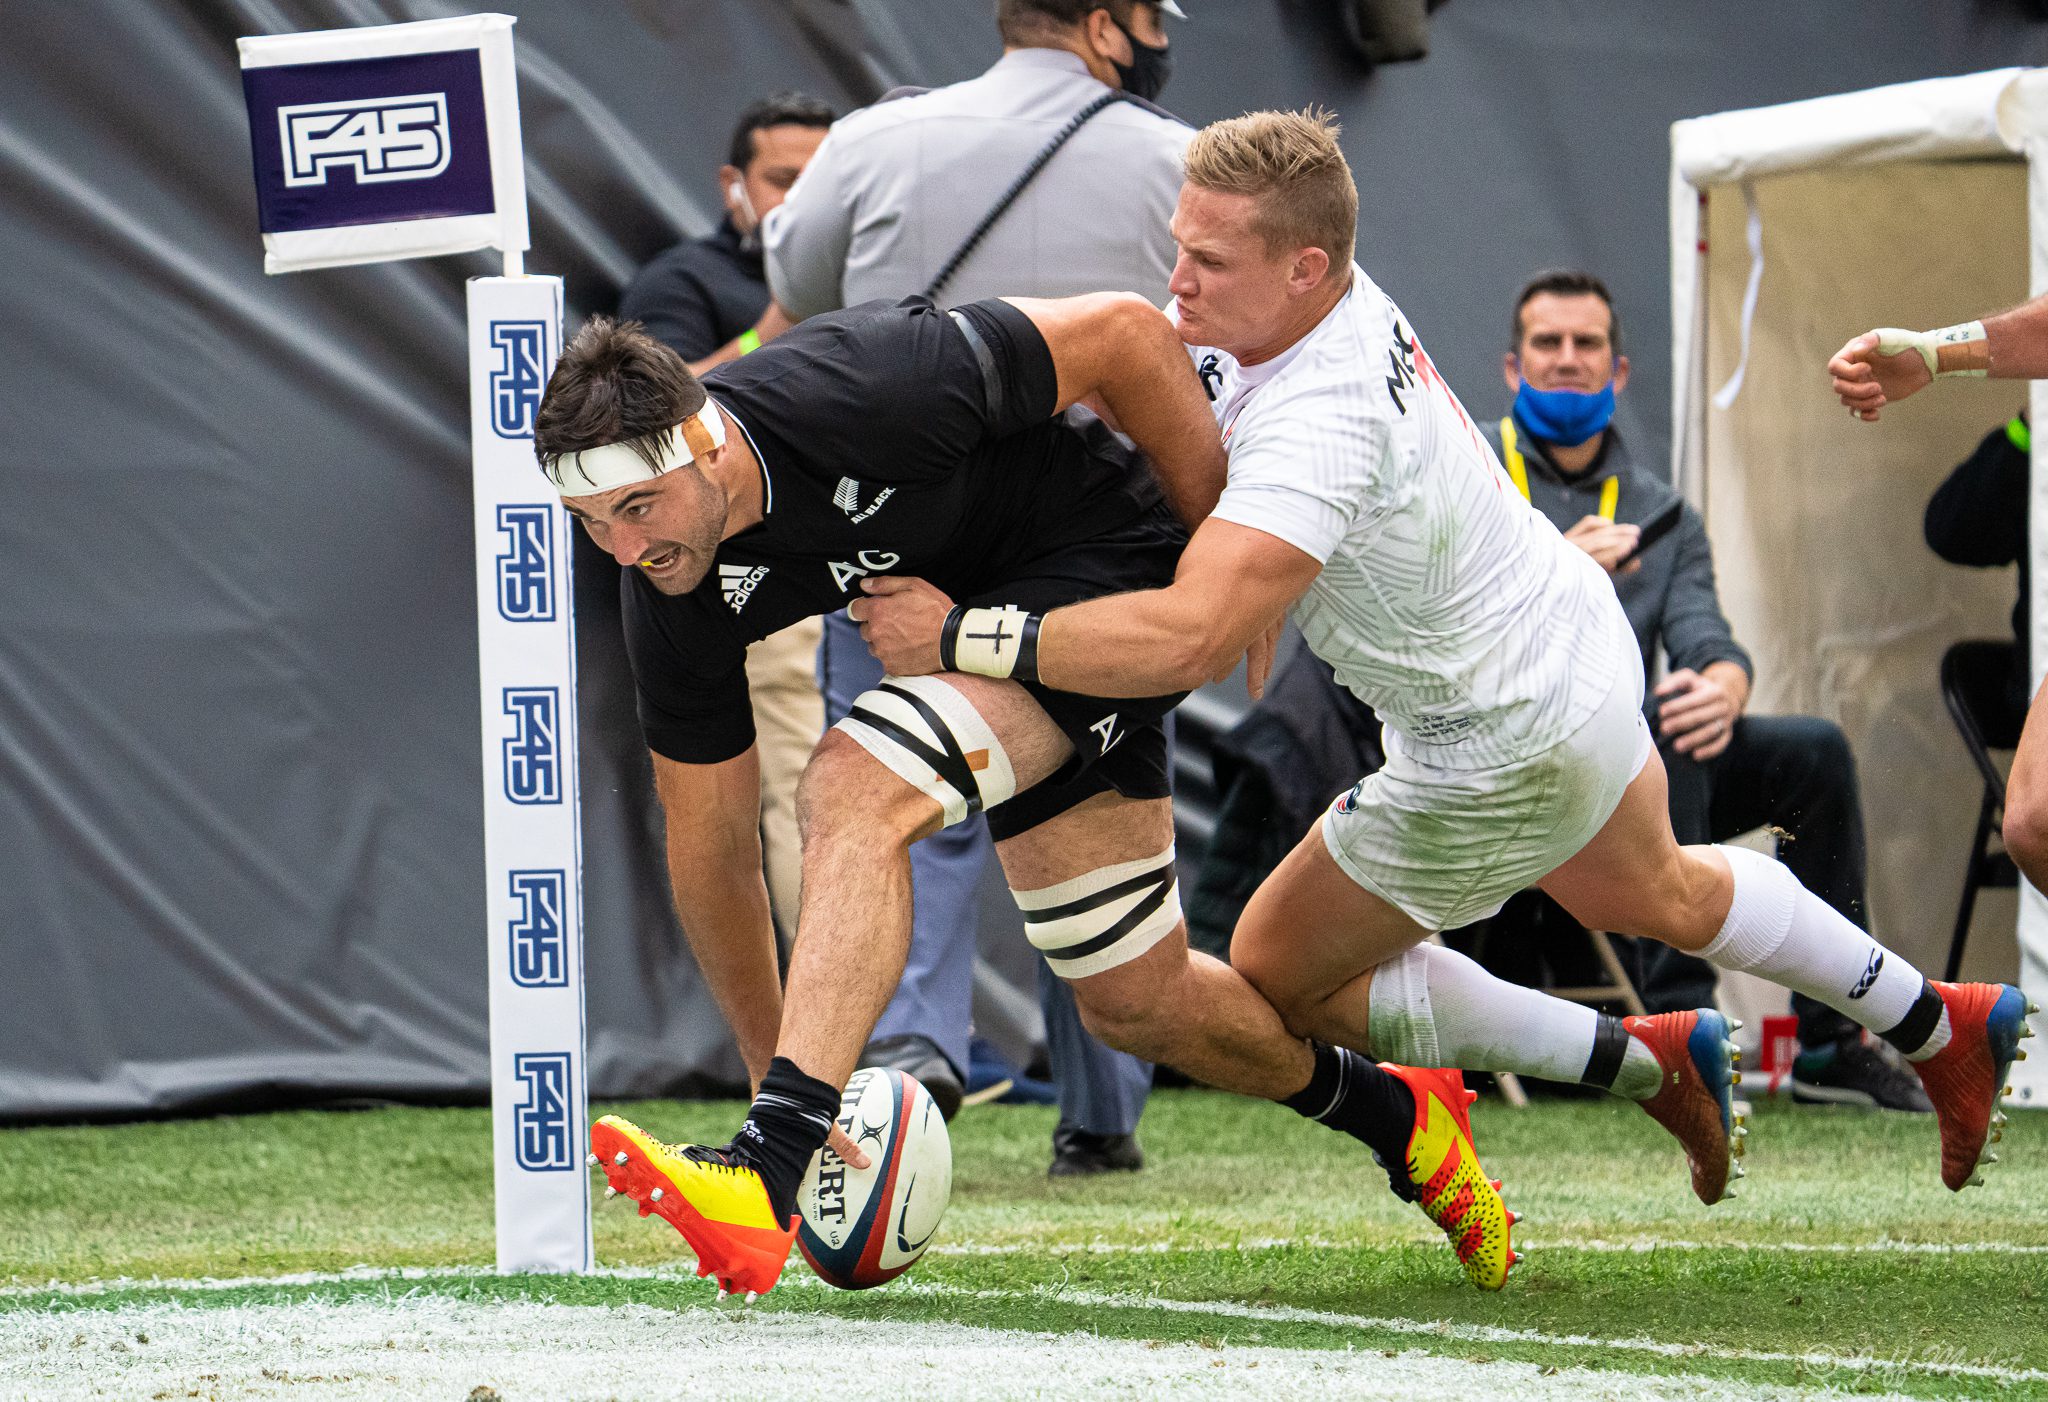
left=833, top=674, right=1016, bottom=828
left=1015, top=844, right=1180, bottom=980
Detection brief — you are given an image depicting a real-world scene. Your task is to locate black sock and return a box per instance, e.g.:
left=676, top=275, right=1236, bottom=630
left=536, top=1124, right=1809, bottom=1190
left=707, top=1056, right=840, bottom=1224
left=1281, top=1043, right=1417, bottom=1198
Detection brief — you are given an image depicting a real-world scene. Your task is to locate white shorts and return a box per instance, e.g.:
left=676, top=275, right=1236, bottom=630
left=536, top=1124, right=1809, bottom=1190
left=1321, top=663, right=1653, bottom=932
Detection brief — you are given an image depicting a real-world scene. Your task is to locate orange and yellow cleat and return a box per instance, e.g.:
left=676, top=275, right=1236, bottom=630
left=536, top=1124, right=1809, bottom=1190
left=1911, top=982, right=2036, bottom=1192
left=589, top=1115, right=796, bottom=1299
left=1625, top=1009, right=1744, bottom=1205
left=1382, top=1064, right=1518, bottom=1291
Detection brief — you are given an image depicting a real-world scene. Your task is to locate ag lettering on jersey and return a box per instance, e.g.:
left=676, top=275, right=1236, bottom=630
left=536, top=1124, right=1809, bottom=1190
left=489, top=320, right=550, bottom=439
left=507, top=869, right=568, bottom=988
left=501, top=687, right=561, bottom=804
left=512, top=1052, right=575, bottom=1171
left=242, top=49, right=495, bottom=233
left=495, top=504, right=555, bottom=621
left=827, top=550, right=902, bottom=594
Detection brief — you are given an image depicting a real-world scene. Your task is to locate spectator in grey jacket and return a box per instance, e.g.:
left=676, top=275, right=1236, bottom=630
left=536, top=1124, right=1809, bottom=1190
left=754, top=0, right=1194, bottom=1175
left=1478, top=269, right=1929, bottom=1112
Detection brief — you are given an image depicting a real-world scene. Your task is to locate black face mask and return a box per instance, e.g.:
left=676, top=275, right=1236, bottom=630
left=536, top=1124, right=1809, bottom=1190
left=1110, top=21, right=1172, bottom=102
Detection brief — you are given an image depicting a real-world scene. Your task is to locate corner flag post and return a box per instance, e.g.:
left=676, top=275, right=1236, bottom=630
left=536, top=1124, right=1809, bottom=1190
left=238, top=13, right=591, bottom=1271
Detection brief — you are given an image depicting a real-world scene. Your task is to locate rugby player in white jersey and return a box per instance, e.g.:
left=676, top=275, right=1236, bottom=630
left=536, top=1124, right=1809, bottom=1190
left=537, top=283, right=1521, bottom=1295
left=861, top=109, right=2034, bottom=1204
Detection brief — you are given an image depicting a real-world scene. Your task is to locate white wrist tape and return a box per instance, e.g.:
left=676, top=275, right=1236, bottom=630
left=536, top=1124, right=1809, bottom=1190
left=948, top=605, right=1039, bottom=680
left=1876, top=321, right=1987, bottom=379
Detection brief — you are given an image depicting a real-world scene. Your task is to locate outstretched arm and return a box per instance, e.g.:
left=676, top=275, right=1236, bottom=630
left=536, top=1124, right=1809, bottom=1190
left=650, top=747, right=870, bottom=1165
left=1830, top=292, right=2048, bottom=420
left=1036, top=518, right=1319, bottom=695
left=650, top=748, right=784, bottom=1086
left=855, top=517, right=1320, bottom=699
left=1009, top=292, right=1227, bottom=530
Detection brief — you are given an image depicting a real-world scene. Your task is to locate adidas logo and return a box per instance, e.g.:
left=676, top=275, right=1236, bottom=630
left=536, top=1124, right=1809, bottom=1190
left=719, top=562, right=769, bottom=613
left=834, top=475, right=895, bottom=524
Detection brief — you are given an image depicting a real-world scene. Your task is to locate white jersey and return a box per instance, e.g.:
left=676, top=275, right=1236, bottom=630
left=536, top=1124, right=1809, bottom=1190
left=1182, top=267, right=1631, bottom=770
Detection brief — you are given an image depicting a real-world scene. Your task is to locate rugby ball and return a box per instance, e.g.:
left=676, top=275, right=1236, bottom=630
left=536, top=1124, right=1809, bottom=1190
left=796, top=1066, right=952, bottom=1289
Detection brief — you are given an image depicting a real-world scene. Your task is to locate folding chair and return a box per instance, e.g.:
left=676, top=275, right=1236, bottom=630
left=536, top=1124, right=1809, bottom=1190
left=1938, top=639, right=2024, bottom=982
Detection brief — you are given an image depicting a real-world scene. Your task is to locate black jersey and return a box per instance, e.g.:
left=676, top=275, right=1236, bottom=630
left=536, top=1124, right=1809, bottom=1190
left=623, top=296, right=1174, bottom=766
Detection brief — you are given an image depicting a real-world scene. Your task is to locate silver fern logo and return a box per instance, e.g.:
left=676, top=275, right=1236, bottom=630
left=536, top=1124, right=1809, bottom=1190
left=834, top=476, right=894, bottom=524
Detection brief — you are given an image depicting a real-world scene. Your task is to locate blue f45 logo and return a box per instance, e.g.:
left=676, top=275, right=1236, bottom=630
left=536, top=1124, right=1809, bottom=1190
left=496, top=504, right=555, bottom=622
left=513, top=1052, right=575, bottom=1171
left=508, top=869, right=568, bottom=988
left=491, top=320, right=549, bottom=439
left=502, top=688, right=560, bottom=805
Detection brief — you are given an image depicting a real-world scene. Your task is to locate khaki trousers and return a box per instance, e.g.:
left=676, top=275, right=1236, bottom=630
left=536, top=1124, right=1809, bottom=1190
left=744, top=616, right=826, bottom=948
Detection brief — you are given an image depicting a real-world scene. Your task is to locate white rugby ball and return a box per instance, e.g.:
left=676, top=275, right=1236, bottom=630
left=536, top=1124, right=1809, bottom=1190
left=796, top=1066, right=953, bottom=1289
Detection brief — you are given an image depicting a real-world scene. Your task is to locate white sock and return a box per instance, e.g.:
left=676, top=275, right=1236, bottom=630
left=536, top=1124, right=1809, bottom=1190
left=1367, top=943, right=1663, bottom=1101
left=1701, top=845, right=1951, bottom=1060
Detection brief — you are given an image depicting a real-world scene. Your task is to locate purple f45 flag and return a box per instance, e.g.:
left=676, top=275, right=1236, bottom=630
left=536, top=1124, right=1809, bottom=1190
left=238, top=14, right=528, bottom=274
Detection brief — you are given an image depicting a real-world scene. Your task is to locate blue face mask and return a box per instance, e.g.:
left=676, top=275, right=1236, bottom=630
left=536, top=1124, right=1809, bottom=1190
left=1513, top=380, right=1616, bottom=447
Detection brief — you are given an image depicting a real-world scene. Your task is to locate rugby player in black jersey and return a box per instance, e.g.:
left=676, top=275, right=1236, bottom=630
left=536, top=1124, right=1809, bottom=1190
left=542, top=291, right=1515, bottom=1297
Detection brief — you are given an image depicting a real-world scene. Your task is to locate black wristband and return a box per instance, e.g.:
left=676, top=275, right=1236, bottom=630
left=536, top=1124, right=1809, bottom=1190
left=1014, top=611, right=1042, bottom=684
left=939, top=605, right=966, bottom=671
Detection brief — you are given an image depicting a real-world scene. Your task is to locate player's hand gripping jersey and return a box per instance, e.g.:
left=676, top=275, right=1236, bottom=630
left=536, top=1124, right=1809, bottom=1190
left=622, top=295, right=1188, bottom=834
left=1184, top=268, right=1633, bottom=770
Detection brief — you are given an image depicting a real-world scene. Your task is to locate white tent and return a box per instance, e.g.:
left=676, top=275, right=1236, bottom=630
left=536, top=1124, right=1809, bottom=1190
left=1670, top=69, right=2048, bottom=1105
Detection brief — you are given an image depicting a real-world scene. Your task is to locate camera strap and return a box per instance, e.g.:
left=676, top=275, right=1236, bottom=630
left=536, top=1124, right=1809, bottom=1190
left=922, top=91, right=1123, bottom=303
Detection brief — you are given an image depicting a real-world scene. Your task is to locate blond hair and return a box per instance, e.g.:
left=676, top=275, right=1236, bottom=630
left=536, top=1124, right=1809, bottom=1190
left=1183, top=108, right=1356, bottom=269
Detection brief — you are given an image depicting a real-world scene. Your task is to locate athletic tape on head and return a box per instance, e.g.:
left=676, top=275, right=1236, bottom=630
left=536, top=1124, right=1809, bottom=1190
left=1016, top=845, right=1181, bottom=981
left=836, top=675, right=1016, bottom=828
left=544, top=399, right=726, bottom=498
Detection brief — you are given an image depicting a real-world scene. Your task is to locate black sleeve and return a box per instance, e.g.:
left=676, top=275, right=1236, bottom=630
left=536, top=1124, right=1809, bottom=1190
left=619, top=258, right=725, bottom=363
left=947, top=297, right=1062, bottom=437
left=620, top=572, right=756, bottom=764
left=715, top=297, right=1060, bottom=486
left=1926, top=424, right=2027, bottom=568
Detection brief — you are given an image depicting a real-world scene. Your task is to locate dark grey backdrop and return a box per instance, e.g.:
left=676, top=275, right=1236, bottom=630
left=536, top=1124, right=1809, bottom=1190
left=4, top=0, right=2042, bottom=1119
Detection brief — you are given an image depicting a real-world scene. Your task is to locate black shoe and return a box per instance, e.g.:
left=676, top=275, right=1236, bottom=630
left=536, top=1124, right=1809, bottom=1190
left=1790, top=1035, right=1933, bottom=1112
left=857, top=1034, right=964, bottom=1121
left=1048, top=1126, right=1145, bottom=1177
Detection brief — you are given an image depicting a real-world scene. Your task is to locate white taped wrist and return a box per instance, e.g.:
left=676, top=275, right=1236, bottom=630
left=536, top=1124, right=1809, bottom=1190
left=946, top=605, right=1039, bottom=680
left=1876, top=321, right=1987, bottom=378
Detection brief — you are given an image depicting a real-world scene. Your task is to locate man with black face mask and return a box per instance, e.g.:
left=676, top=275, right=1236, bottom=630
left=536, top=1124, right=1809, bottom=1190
left=756, top=0, right=1191, bottom=1177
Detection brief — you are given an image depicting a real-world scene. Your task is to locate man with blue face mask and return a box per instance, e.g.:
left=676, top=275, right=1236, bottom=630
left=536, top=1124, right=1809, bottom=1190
left=1482, top=270, right=1931, bottom=1112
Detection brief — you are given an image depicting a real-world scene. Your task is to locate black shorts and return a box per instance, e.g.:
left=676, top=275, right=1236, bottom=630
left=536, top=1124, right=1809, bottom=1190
left=967, top=501, right=1189, bottom=842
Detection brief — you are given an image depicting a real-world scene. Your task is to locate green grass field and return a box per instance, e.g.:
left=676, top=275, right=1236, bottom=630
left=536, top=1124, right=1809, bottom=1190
left=3, top=1090, right=2044, bottom=1399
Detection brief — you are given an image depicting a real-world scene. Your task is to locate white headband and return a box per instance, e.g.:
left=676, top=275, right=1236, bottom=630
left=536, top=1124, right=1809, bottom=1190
left=544, top=399, right=728, bottom=499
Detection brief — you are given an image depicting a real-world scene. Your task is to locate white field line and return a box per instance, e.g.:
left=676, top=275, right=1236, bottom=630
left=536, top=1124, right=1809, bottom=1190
left=9, top=1231, right=2044, bottom=1302
left=0, top=1295, right=1904, bottom=1402
left=928, top=1235, right=2048, bottom=1258
left=889, top=1281, right=2048, bottom=1387
left=2, top=1263, right=2040, bottom=1387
